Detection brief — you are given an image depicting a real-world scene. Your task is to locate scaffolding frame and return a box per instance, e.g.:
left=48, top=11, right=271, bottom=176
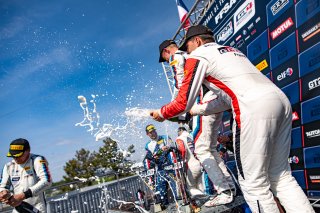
left=162, top=0, right=215, bottom=97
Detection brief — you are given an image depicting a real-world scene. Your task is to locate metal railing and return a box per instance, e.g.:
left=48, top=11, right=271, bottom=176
left=46, top=175, right=151, bottom=213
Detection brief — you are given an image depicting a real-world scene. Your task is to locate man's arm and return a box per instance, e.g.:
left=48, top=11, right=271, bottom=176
left=171, top=53, right=186, bottom=100
left=28, top=156, right=52, bottom=196
left=190, top=97, right=230, bottom=115
left=0, top=164, right=11, bottom=202
left=151, top=57, right=208, bottom=121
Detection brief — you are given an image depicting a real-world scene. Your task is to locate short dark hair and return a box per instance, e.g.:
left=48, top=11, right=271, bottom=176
left=197, top=34, right=215, bottom=43
left=177, top=127, right=186, bottom=132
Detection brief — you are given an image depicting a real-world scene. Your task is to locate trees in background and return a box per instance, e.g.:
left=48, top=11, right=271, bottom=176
left=62, top=137, right=135, bottom=189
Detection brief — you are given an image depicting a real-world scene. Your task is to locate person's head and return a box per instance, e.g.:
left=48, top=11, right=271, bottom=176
left=180, top=25, right=215, bottom=54
left=159, top=40, right=178, bottom=63
left=7, top=138, right=31, bottom=164
left=177, top=126, right=187, bottom=136
left=145, top=124, right=158, bottom=140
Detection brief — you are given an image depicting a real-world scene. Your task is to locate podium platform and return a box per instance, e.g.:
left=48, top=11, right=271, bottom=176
left=149, top=195, right=246, bottom=213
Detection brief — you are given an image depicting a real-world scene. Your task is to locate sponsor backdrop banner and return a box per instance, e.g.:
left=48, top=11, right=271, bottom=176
left=201, top=0, right=320, bottom=195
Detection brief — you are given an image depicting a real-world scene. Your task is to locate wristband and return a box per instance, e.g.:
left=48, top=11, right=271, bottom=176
left=23, top=189, right=33, bottom=199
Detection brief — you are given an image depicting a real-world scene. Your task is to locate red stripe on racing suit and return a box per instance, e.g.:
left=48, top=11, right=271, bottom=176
left=160, top=58, right=204, bottom=118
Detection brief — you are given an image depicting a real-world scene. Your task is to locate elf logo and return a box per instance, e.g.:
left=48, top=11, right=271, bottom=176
left=288, top=156, right=299, bottom=164
left=217, top=21, right=233, bottom=42
left=277, top=68, right=293, bottom=81
left=308, top=77, right=320, bottom=90
left=271, top=0, right=289, bottom=15
left=215, top=0, right=237, bottom=24
left=271, top=17, right=294, bottom=40
left=306, top=129, right=320, bottom=138
left=292, top=111, right=299, bottom=121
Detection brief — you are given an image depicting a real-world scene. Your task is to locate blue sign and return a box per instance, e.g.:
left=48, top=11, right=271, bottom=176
left=269, top=32, right=297, bottom=69
left=299, top=42, right=320, bottom=77
left=304, top=146, right=320, bottom=168
left=301, top=95, right=320, bottom=124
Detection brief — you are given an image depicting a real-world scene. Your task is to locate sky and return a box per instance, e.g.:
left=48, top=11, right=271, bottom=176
left=0, top=0, right=194, bottom=181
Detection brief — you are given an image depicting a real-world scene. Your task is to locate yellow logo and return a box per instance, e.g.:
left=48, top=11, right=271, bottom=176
left=39, top=160, right=47, bottom=164
left=10, top=145, right=24, bottom=150
left=24, top=166, right=31, bottom=171
left=256, top=59, right=268, bottom=71
left=184, top=69, right=188, bottom=76
left=157, top=139, right=164, bottom=144
left=169, top=59, right=178, bottom=66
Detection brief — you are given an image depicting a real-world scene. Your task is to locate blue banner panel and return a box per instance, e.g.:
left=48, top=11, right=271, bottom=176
left=295, top=0, right=320, bottom=28
left=301, top=68, right=320, bottom=101
left=289, top=148, right=305, bottom=170
left=308, top=190, right=320, bottom=197
left=301, top=95, right=320, bottom=124
left=304, top=145, right=320, bottom=169
left=303, top=120, right=320, bottom=147
left=267, top=0, right=295, bottom=26
left=269, top=6, right=296, bottom=48
left=272, top=56, right=299, bottom=88
left=202, top=0, right=269, bottom=55
left=291, top=127, right=302, bottom=149
left=297, top=12, right=320, bottom=52
left=292, top=102, right=302, bottom=127
left=299, top=42, right=320, bottom=77
left=292, top=170, right=306, bottom=189
left=269, top=32, right=297, bottom=69
left=281, top=80, right=300, bottom=105
left=247, top=29, right=269, bottom=61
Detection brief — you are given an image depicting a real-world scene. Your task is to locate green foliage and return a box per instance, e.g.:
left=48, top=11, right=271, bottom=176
left=63, top=148, right=98, bottom=187
left=62, top=137, right=135, bottom=189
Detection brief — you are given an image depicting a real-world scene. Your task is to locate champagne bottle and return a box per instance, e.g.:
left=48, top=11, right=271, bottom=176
left=15, top=201, right=39, bottom=213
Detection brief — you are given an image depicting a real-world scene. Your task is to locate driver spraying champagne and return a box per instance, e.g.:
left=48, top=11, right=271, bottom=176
left=144, top=124, right=178, bottom=210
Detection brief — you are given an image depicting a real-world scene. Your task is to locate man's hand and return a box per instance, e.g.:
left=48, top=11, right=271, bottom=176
left=150, top=110, right=165, bottom=122
left=161, top=146, right=169, bottom=152
left=0, top=190, right=11, bottom=202
left=217, top=135, right=230, bottom=146
left=6, top=193, right=25, bottom=207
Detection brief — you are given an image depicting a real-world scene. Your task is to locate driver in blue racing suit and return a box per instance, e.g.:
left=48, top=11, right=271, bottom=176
left=144, top=124, right=178, bottom=209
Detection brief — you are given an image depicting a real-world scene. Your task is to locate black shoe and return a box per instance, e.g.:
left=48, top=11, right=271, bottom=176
left=160, top=203, right=167, bottom=210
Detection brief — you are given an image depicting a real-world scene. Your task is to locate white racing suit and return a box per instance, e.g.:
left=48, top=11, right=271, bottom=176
left=170, top=50, right=187, bottom=100
left=191, top=89, right=235, bottom=195
left=170, top=49, right=235, bottom=195
left=158, top=43, right=314, bottom=213
left=0, top=154, right=52, bottom=213
left=175, top=130, right=204, bottom=196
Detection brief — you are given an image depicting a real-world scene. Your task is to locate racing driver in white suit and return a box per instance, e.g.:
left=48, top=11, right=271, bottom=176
left=0, top=138, right=52, bottom=212
left=151, top=25, right=314, bottom=212
left=159, top=39, right=236, bottom=206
